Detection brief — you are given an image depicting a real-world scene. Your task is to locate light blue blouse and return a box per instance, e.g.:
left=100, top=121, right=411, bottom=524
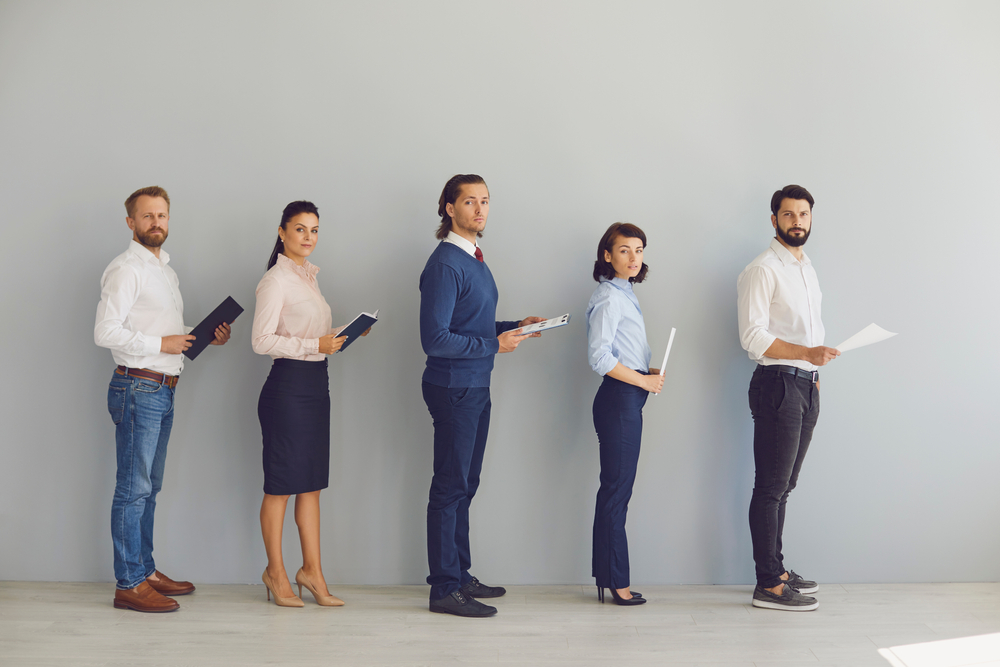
left=586, top=277, right=652, bottom=376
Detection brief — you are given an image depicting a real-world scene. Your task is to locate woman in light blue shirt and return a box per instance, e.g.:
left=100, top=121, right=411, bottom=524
left=586, top=222, right=663, bottom=606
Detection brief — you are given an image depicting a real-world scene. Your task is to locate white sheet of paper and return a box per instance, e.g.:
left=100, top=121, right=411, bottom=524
left=515, top=313, right=571, bottom=335
left=834, top=323, right=897, bottom=352
left=659, top=328, right=677, bottom=376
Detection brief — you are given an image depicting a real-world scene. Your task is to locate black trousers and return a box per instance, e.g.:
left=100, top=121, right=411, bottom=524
left=592, top=375, right=648, bottom=590
left=422, top=382, right=492, bottom=601
left=747, top=366, right=820, bottom=588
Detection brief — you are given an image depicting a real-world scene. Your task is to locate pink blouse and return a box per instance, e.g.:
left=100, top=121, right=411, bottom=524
left=251, top=254, right=341, bottom=361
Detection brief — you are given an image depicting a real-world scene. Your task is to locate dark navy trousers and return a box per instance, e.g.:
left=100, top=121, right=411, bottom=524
left=422, top=382, right=492, bottom=601
left=592, top=375, right=648, bottom=590
left=747, top=366, right=820, bottom=588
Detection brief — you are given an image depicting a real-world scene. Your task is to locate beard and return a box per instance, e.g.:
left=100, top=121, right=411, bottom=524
left=136, top=228, right=168, bottom=248
left=776, top=225, right=809, bottom=247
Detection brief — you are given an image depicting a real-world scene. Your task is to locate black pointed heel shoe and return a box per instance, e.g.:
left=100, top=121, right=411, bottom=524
left=597, top=586, right=646, bottom=605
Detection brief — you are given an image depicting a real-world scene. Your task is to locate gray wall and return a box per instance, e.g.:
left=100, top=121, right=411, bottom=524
left=1, top=0, right=997, bottom=585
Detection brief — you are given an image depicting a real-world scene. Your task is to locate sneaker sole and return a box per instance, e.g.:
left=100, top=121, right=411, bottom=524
left=751, top=598, right=818, bottom=611
left=428, top=606, right=497, bottom=617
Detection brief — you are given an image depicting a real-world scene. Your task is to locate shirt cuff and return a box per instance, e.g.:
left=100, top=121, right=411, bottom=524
left=747, top=331, right=777, bottom=362
left=144, top=335, right=162, bottom=357
left=308, top=338, right=320, bottom=355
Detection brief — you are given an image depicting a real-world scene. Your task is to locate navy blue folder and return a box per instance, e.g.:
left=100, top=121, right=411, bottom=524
left=183, top=296, right=244, bottom=360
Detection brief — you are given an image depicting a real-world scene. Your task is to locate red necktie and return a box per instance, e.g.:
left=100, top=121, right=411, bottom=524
left=474, top=247, right=484, bottom=263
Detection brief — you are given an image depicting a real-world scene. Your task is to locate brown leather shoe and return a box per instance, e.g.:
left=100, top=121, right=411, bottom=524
left=146, top=570, right=196, bottom=596
left=113, top=581, right=180, bottom=613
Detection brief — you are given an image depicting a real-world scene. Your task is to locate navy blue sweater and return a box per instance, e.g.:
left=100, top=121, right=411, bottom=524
left=419, top=242, right=519, bottom=388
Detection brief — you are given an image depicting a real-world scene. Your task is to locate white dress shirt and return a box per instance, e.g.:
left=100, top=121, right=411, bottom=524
left=251, top=254, right=341, bottom=361
left=737, top=238, right=825, bottom=372
left=94, top=241, right=188, bottom=375
left=442, top=231, right=479, bottom=257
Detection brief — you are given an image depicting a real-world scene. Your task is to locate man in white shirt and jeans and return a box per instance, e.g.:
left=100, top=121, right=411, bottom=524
left=737, top=185, right=840, bottom=612
left=95, top=186, right=230, bottom=612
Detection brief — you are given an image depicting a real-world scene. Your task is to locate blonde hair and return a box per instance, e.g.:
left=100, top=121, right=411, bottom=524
left=125, top=186, right=170, bottom=219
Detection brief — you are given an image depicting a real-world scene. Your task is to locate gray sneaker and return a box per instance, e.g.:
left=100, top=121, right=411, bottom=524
left=786, top=570, right=818, bottom=594
left=752, top=584, right=819, bottom=611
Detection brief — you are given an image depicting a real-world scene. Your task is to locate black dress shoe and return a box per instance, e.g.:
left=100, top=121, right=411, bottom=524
left=429, top=590, right=497, bottom=617
left=460, top=576, right=506, bottom=598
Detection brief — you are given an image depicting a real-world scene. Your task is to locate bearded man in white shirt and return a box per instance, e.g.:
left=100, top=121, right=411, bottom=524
left=95, top=186, right=231, bottom=613
left=737, top=185, right=840, bottom=612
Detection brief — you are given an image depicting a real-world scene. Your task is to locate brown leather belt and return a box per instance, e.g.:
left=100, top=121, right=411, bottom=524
left=115, top=365, right=179, bottom=389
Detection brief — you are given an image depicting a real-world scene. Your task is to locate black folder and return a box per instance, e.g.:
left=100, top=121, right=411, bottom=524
left=183, top=296, right=244, bottom=360
left=337, top=310, right=379, bottom=352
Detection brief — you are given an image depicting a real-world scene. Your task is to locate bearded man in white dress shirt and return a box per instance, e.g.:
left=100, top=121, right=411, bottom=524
left=737, top=185, right=840, bottom=612
left=95, top=186, right=230, bottom=612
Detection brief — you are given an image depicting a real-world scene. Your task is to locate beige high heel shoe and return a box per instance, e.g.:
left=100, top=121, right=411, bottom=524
left=295, top=568, right=345, bottom=606
left=262, top=569, right=304, bottom=607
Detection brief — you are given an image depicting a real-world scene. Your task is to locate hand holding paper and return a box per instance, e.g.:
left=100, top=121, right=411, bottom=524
left=651, top=327, right=676, bottom=396
left=834, top=323, right=898, bottom=353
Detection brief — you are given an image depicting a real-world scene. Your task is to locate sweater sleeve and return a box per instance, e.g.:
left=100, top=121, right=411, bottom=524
left=495, top=320, right=521, bottom=335
left=420, top=262, right=501, bottom=359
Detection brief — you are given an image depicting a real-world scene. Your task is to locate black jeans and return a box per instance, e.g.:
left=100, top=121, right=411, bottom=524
left=747, top=366, right=820, bottom=588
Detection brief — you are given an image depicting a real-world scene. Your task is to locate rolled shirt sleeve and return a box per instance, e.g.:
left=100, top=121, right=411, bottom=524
left=587, top=290, right=621, bottom=376
left=737, top=265, right=778, bottom=362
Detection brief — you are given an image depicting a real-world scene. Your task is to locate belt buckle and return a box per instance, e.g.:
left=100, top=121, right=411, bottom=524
left=811, top=370, right=819, bottom=383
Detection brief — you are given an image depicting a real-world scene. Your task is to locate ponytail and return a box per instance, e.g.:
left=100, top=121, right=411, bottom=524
left=266, top=200, right=319, bottom=272
left=435, top=174, right=486, bottom=240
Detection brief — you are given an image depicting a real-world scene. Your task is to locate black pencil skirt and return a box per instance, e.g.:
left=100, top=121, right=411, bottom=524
left=258, top=358, right=330, bottom=495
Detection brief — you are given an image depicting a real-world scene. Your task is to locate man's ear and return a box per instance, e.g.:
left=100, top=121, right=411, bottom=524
left=770, top=215, right=778, bottom=230
left=445, top=202, right=455, bottom=220
left=126, top=217, right=135, bottom=231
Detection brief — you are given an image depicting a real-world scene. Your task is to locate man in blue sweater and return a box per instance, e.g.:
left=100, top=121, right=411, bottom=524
left=420, top=174, right=544, bottom=617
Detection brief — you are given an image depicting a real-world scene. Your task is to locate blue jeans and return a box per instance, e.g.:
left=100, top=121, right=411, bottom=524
left=422, top=382, right=491, bottom=601
left=107, top=371, right=175, bottom=590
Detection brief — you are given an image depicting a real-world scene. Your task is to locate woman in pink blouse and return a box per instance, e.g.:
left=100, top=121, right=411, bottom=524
left=251, top=200, right=359, bottom=607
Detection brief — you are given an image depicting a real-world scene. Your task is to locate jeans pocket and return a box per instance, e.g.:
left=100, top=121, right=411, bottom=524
left=773, top=374, right=788, bottom=412
left=108, top=385, right=126, bottom=425
left=135, top=380, right=162, bottom=394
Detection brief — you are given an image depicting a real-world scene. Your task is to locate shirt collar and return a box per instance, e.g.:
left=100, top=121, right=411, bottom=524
left=444, top=231, right=479, bottom=257
left=276, top=252, right=320, bottom=277
left=769, top=237, right=810, bottom=267
left=600, top=275, right=635, bottom=292
left=127, top=239, right=169, bottom=266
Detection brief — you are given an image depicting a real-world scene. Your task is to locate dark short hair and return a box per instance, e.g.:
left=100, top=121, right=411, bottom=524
left=770, top=185, right=815, bottom=216
left=593, top=222, right=648, bottom=284
left=266, top=200, right=319, bottom=271
left=124, top=186, right=170, bottom=218
left=436, top=174, right=487, bottom=240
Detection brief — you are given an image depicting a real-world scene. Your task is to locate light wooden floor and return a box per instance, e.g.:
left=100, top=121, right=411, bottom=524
left=2, top=582, right=998, bottom=666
